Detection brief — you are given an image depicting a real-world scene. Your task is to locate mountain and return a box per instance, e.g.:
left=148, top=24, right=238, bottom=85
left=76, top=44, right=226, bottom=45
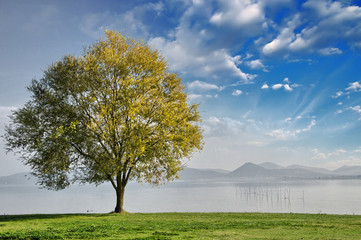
left=4, top=163, right=361, bottom=184
left=285, top=165, right=333, bottom=174
left=259, top=162, right=284, bottom=169
left=228, top=162, right=273, bottom=177
left=179, top=167, right=227, bottom=180
left=333, top=166, right=361, bottom=175
left=228, top=162, right=332, bottom=179
left=0, top=172, right=37, bottom=185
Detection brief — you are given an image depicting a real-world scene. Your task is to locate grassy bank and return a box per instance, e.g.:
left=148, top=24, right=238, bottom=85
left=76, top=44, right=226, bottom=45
left=0, top=212, right=361, bottom=239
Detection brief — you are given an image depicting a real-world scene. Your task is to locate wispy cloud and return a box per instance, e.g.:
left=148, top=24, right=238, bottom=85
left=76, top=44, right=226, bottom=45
left=80, top=2, right=164, bottom=39
left=312, top=148, right=347, bottom=160
left=266, top=120, right=316, bottom=140
left=333, top=81, right=361, bottom=98
left=318, top=47, right=342, bottom=56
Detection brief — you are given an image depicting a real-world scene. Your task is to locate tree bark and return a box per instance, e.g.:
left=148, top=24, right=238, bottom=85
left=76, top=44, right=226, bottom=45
left=114, top=185, right=125, bottom=213
left=112, top=169, right=132, bottom=213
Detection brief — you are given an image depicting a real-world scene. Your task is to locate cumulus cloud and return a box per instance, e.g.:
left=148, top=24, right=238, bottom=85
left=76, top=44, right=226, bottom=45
left=272, top=83, right=284, bottom=90
left=147, top=0, right=278, bottom=84
left=268, top=83, right=293, bottom=91
left=261, top=78, right=300, bottom=92
left=284, top=84, right=293, bottom=91
left=209, top=0, right=264, bottom=27
left=261, top=83, right=269, bottom=89
left=232, top=89, right=243, bottom=96
left=149, top=37, right=256, bottom=83
left=188, top=80, right=222, bottom=91
left=246, top=59, right=267, bottom=71
left=263, top=0, right=361, bottom=56
left=262, top=14, right=301, bottom=56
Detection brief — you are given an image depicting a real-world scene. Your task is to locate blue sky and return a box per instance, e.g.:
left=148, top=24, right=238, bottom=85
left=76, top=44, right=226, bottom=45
left=2, top=0, right=361, bottom=175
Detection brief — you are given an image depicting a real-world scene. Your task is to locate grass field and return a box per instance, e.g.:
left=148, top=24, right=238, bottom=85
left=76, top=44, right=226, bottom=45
left=0, top=212, right=361, bottom=239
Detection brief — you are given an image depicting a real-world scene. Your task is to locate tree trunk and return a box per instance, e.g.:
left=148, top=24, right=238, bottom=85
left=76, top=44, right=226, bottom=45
left=114, top=185, right=125, bottom=213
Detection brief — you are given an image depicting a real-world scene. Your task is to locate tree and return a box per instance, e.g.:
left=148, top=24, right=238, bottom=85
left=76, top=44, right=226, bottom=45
left=4, top=30, right=203, bottom=213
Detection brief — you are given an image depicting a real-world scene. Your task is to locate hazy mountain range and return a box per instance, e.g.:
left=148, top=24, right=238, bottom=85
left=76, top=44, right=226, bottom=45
left=2, top=162, right=361, bottom=185
left=180, top=162, right=361, bottom=181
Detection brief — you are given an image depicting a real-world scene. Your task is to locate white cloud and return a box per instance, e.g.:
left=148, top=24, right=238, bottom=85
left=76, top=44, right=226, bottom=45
left=349, top=105, right=361, bottom=115
left=262, top=14, right=301, bottom=56
left=345, top=81, right=361, bottom=92
left=263, top=0, right=361, bottom=56
left=232, top=89, right=243, bottom=96
left=296, top=119, right=316, bottom=133
left=246, top=59, right=265, bottom=70
left=266, top=120, right=316, bottom=140
left=149, top=37, right=256, bottom=83
left=318, top=47, right=343, bottom=55
left=284, top=84, right=293, bottom=91
left=353, top=147, right=361, bottom=153
left=188, top=80, right=222, bottom=91
left=261, top=83, right=269, bottom=89
left=272, top=83, right=283, bottom=90
left=148, top=0, right=273, bottom=84
left=332, top=91, right=344, bottom=98
left=209, top=0, right=264, bottom=27
left=333, top=81, right=361, bottom=99
left=273, top=83, right=293, bottom=91
left=283, top=77, right=290, bottom=83
left=203, top=116, right=244, bottom=137
left=312, top=148, right=347, bottom=160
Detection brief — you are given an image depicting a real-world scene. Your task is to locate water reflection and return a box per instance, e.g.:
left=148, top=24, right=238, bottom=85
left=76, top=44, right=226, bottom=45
left=1, top=180, right=361, bottom=214
left=235, top=183, right=300, bottom=212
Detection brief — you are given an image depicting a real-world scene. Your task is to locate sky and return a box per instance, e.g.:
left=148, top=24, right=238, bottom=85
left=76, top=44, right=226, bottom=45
left=2, top=0, right=361, bottom=176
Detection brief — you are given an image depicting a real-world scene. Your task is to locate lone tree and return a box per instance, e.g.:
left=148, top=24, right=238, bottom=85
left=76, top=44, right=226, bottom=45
left=4, top=30, right=203, bottom=213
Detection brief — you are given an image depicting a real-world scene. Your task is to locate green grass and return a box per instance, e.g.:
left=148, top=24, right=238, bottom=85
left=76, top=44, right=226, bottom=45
left=0, top=212, right=361, bottom=239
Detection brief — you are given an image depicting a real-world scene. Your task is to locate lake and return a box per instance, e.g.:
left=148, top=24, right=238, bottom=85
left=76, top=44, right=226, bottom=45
left=1, top=179, right=361, bottom=215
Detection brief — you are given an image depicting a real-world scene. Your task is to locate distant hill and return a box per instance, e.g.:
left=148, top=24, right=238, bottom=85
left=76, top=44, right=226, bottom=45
left=285, top=165, right=333, bottom=174
left=3, top=162, right=361, bottom=184
left=333, top=166, right=361, bottom=176
left=0, top=172, right=37, bottom=185
left=179, top=168, right=227, bottom=180
left=228, top=162, right=274, bottom=177
left=227, top=162, right=330, bottom=179
left=259, top=162, right=284, bottom=169
left=227, top=162, right=361, bottom=179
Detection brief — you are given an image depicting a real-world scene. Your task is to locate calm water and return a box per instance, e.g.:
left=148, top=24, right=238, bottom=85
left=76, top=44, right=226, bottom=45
left=1, top=179, right=361, bottom=215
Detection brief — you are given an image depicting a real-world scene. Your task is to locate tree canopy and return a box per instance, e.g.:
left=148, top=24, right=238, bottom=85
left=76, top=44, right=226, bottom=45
left=4, top=30, right=203, bottom=213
